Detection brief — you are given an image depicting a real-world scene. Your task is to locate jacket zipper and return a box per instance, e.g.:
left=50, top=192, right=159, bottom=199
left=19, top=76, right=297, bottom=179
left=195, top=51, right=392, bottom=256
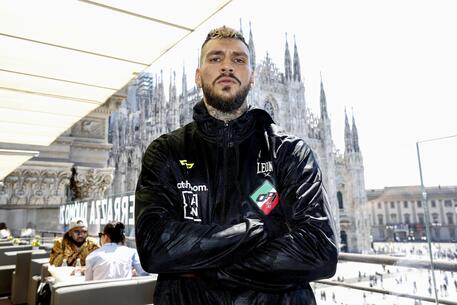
left=213, top=123, right=231, bottom=221
left=223, top=122, right=230, bottom=209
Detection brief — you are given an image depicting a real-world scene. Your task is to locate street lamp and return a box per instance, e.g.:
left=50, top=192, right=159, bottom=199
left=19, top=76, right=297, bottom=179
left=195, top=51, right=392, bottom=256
left=416, top=134, right=457, bottom=305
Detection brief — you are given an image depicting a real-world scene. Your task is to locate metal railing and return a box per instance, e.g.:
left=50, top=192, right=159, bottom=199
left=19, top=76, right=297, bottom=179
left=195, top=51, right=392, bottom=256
left=314, top=252, right=457, bottom=305
left=338, top=252, right=457, bottom=272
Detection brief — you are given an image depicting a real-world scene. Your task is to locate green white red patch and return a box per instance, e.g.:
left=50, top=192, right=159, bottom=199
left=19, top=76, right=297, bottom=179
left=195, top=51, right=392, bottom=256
left=250, top=180, right=279, bottom=215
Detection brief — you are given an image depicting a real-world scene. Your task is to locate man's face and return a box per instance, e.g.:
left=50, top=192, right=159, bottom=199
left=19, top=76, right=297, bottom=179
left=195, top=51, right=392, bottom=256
left=195, top=38, right=254, bottom=113
left=69, top=227, right=87, bottom=244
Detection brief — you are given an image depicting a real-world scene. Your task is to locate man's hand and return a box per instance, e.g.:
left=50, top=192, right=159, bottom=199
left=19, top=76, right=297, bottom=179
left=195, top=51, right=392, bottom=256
left=241, top=200, right=289, bottom=240
left=262, top=214, right=290, bottom=240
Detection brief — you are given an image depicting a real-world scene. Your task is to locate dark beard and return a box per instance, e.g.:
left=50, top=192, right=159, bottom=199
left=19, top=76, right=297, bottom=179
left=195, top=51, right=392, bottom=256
left=202, top=81, right=250, bottom=113
left=73, top=239, right=85, bottom=247
left=65, top=233, right=85, bottom=247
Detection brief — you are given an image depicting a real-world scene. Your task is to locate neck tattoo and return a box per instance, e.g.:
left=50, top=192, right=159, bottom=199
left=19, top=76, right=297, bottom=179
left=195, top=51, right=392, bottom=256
left=205, top=103, right=248, bottom=123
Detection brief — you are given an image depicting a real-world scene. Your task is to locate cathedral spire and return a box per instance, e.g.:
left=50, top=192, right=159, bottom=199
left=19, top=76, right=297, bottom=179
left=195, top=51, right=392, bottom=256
left=167, top=70, right=179, bottom=131
left=320, top=72, right=328, bottom=120
left=344, top=109, right=353, bottom=153
left=352, top=113, right=360, bottom=152
left=284, top=33, right=292, bottom=81
left=159, top=70, right=165, bottom=98
left=169, top=69, right=173, bottom=100
left=169, top=69, right=176, bottom=103
left=293, top=35, right=301, bottom=82
left=181, top=65, right=187, bottom=95
left=248, top=21, right=256, bottom=70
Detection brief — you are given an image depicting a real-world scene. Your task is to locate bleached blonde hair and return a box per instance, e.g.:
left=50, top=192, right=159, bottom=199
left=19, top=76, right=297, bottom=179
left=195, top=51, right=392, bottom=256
left=200, top=26, right=249, bottom=65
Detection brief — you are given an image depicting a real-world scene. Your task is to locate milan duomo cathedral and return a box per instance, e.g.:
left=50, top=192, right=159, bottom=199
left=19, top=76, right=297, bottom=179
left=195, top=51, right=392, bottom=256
left=108, top=26, right=371, bottom=253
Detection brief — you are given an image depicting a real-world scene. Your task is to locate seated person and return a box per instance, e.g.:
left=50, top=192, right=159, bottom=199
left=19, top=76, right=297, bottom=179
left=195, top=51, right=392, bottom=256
left=85, top=221, right=148, bottom=281
left=49, top=217, right=99, bottom=266
left=0, top=222, right=11, bottom=239
left=20, top=222, right=35, bottom=238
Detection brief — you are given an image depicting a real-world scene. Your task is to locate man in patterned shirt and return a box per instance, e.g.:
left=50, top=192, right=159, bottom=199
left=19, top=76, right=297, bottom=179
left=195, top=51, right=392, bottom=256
left=49, top=217, right=99, bottom=266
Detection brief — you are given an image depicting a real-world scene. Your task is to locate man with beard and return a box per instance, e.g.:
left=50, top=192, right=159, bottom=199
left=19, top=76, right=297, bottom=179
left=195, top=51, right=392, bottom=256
left=135, top=26, right=337, bottom=305
left=49, top=217, right=99, bottom=266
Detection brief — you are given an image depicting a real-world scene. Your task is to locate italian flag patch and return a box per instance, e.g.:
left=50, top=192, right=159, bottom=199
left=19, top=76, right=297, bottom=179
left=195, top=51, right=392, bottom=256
left=250, top=180, right=279, bottom=215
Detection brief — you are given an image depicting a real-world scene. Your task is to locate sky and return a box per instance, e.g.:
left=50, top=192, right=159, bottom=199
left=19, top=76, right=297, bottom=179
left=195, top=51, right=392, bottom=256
left=148, top=0, right=457, bottom=190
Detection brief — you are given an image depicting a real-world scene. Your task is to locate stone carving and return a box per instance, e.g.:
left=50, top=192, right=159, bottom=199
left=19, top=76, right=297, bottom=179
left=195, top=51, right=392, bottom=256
left=0, top=168, right=71, bottom=205
left=71, top=167, right=114, bottom=200
left=106, top=95, right=126, bottom=113
left=72, top=118, right=105, bottom=139
left=0, top=187, right=7, bottom=205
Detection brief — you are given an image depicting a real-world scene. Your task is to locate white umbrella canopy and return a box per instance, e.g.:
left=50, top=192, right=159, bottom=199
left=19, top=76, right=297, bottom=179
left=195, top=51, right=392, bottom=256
left=0, top=0, right=232, bottom=180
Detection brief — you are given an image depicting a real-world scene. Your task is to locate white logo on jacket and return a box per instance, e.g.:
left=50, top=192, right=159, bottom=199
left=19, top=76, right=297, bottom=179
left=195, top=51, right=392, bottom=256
left=182, top=191, right=201, bottom=222
left=257, top=161, right=273, bottom=176
left=177, top=180, right=206, bottom=222
left=177, top=180, right=208, bottom=192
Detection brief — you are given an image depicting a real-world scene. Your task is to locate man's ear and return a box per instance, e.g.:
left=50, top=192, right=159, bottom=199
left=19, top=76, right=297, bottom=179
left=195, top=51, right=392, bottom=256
left=195, top=69, right=202, bottom=88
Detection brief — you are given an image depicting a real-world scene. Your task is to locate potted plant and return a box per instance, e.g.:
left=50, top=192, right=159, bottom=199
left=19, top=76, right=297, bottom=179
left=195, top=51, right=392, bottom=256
left=31, top=238, right=41, bottom=249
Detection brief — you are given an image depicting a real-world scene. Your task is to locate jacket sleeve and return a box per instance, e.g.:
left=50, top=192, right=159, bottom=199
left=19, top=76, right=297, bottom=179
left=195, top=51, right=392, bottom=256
left=135, top=136, right=268, bottom=274
left=216, top=138, right=338, bottom=291
left=49, top=238, right=64, bottom=266
left=84, top=253, right=95, bottom=281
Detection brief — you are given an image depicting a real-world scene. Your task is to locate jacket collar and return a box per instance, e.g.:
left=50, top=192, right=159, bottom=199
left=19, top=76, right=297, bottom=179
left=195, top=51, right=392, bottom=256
left=192, top=100, right=274, bottom=142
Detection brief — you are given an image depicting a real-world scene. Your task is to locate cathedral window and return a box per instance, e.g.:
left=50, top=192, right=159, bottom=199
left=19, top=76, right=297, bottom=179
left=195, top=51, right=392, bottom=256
left=417, top=200, right=422, bottom=208
left=404, top=214, right=410, bottom=224
left=431, top=200, right=436, bottom=208
left=377, top=202, right=381, bottom=209
left=390, top=214, right=397, bottom=223
left=377, top=214, right=383, bottom=225
left=432, top=213, right=440, bottom=224
left=417, top=213, right=425, bottom=224
left=403, top=201, right=408, bottom=208
left=337, top=191, right=344, bottom=209
left=390, top=201, right=395, bottom=209
left=446, top=213, right=454, bottom=225
left=444, top=200, right=452, bottom=207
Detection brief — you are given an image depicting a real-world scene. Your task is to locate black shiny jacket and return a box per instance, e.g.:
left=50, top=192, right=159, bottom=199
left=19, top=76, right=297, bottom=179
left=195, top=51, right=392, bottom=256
left=135, top=101, right=338, bottom=305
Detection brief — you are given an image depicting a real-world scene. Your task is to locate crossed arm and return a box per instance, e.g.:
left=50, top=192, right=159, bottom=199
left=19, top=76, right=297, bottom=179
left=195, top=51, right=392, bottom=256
left=135, top=137, right=337, bottom=290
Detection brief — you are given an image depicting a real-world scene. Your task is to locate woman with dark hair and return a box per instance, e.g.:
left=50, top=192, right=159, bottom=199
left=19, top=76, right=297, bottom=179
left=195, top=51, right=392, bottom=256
left=85, top=221, right=149, bottom=280
left=0, top=222, right=11, bottom=239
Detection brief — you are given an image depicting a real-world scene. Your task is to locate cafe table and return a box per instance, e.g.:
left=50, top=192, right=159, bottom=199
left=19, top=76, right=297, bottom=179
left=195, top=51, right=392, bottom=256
left=4, top=249, right=47, bottom=256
